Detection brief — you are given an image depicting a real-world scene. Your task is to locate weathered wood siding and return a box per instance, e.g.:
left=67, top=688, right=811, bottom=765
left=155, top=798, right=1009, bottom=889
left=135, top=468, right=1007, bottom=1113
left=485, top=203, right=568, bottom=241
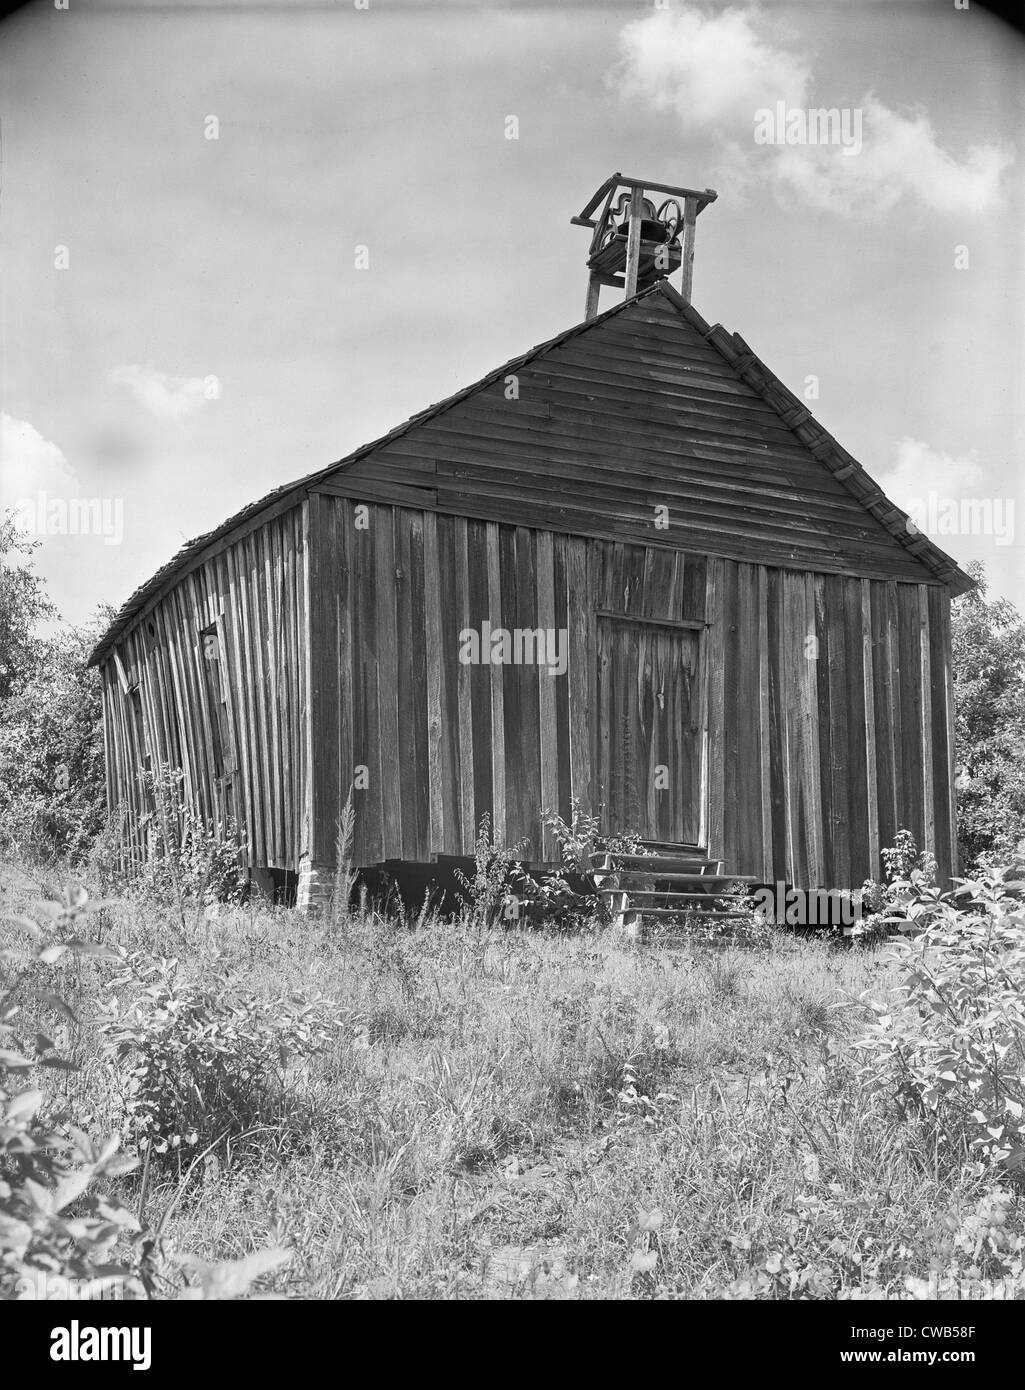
left=706, top=559, right=957, bottom=889
left=308, top=496, right=708, bottom=866
left=324, top=292, right=939, bottom=587
left=95, top=288, right=962, bottom=893
left=100, top=505, right=309, bottom=872
left=309, top=500, right=957, bottom=887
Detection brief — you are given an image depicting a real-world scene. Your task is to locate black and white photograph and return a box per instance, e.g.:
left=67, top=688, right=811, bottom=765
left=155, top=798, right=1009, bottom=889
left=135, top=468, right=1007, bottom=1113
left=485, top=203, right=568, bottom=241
left=1, top=0, right=1023, bottom=1342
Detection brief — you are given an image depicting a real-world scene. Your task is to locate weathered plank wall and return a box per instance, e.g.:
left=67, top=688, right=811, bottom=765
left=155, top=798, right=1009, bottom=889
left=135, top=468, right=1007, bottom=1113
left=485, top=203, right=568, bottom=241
left=706, top=558, right=957, bottom=888
left=307, top=494, right=709, bottom=867
left=99, top=494, right=955, bottom=890
left=100, top=505, right=309, bottom=872
left=328, top=292, right=939, bottom=588
left=308, top=500, right=957, bottom=887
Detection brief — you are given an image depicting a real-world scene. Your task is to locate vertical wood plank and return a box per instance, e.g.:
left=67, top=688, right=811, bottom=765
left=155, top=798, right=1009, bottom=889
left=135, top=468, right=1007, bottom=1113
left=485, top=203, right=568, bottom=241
left=722, top=562, right=741, bottom=873
left=757, top=565, right=773, bottom=881
left=781, top=573, right=806, bottom=886
left=886, top=581, right=905, bottom=838
left=437, top=515, right=464, bottom=854
left=918, top=585, right=935, bottom=861
left=299, top=498, right=315, bottom=867
left=567, top=537, right=591, bottom=821
left=514, top=525, right=542, bottom=856
left=898, top=584, right=923, bottom=849
left=766, top=567, right=789, bottom=883
left=244, top=534, right=275, bottom=864
left=704, top=556, right=725, bottom=860
left=813, top=575, right=833, bottom=887
left=536, top=528, right=559, bottom=858
left=260, top=526, right=285, bottom=866
left=826, top=574, right=851, bottom=888
left=552, top=533, right=573, bottom=826
left=927, top=586, right=953, bottom=885
left=860, top=579, right=880, bottom=881
left=423, top=511, right=446, bottom=857
left=274, top=518, right=295, bottom=862
left=376, top=506, right=402, bottom=858
left=805, top=573, right=824, bottom=886
left=940, top=590, right=959, bottom=878
left=408, top=510, right=430, bottom=859
left=226, top=542, right=261, bottom=864
left=466, top=520, right=494, bottom=845
left=358, top=504, right=385, bottom=863
left=485, top=521, right=506, bottom=847
left=394, top=508, right=416, bottom=860
left=454, top=517, right=476, bottom=851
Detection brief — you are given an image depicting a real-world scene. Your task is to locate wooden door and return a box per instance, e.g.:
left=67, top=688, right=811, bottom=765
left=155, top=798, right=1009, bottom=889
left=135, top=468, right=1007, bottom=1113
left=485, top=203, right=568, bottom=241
left=596, top=616, right=703, bottom=844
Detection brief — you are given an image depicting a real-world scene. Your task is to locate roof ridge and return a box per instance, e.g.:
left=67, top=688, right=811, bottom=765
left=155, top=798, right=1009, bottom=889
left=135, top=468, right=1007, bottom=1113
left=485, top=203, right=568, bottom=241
left=88, top=286, right=665, bottom=666
left=654, top=282, right=972, bottom=595
left=89, top=280, right=972, bottom=666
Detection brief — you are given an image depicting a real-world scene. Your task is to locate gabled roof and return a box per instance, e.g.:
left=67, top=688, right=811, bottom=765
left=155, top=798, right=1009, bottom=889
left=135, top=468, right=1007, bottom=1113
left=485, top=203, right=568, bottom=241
left=89, top=281, right=972, bottom=667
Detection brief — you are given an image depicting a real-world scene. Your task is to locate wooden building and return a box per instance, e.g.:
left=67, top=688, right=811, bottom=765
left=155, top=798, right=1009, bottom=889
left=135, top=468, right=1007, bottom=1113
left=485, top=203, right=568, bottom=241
left=89, top=176, right=972, bottom=907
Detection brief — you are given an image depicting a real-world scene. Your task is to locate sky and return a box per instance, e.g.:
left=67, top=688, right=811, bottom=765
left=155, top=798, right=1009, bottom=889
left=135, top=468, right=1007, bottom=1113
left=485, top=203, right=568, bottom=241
left=1, top=0, right=1023, bottom=629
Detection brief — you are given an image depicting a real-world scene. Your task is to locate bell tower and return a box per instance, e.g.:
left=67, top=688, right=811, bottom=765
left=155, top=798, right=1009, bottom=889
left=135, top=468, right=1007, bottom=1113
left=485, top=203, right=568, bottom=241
left=571, top=174, right=717, bottom=320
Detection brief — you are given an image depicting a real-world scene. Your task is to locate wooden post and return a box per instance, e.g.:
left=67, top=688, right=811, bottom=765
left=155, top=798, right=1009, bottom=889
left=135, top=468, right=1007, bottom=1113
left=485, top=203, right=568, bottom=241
left=680, top=196, right=697, bottom=303
left=584, top=271, right=601, bottom=321
left=624, top=185, right=643, bottom=298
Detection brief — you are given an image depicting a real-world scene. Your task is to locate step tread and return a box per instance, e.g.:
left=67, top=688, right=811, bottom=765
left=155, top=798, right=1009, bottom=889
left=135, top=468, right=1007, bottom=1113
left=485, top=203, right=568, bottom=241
left=626, top=907, right=754, bottom=920
left=591, top=852, right=723, bottom=873
left=602, top=871, right=747, bottom=886
left=638, top=841, right=708, bottom=853
left=600, top=874, right=758, bottom=888
left=601, top=890, right=756, bottom=903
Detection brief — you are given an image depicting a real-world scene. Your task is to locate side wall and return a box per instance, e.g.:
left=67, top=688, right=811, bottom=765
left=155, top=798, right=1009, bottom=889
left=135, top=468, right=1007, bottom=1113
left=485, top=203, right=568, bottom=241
left=307, top=493, right=708, bottom=868
left=309, top=498, right=958, bottom=888
left=706, top=559, right=957, bottom=889
left=100, top=503, right=310, bottom=874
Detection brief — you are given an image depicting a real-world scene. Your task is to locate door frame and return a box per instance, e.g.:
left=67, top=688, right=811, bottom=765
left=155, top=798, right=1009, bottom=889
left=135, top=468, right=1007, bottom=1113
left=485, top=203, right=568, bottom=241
left=593, top=609, right=710, bottom=848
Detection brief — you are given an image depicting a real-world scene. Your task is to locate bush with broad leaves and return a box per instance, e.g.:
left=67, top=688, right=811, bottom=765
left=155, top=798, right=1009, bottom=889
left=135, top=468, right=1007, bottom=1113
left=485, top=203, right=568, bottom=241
left=855, top=870, right=1025, bottom=1173
left=99, top=954, right=339, bottom=1162
left=0, top=886, right=143, bottom=1299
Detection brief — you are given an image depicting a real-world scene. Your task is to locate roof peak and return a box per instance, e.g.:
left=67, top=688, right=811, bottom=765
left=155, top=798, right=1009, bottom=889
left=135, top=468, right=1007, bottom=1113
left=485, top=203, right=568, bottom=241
left=88, top=288, right=972, bottom=667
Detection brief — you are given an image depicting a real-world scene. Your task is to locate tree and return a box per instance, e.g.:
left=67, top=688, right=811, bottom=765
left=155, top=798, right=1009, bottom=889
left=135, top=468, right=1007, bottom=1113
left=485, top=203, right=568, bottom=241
left=950, top=560, right=1025, bottom=868
left=0, top=610, right=113, bottom=865
left=0, top=510, right=57, bottom=701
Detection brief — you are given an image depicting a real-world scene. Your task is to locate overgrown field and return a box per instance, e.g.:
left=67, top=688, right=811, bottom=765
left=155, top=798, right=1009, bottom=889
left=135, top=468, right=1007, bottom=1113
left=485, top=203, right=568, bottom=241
left=2, top=865, right=1024, bottom=1300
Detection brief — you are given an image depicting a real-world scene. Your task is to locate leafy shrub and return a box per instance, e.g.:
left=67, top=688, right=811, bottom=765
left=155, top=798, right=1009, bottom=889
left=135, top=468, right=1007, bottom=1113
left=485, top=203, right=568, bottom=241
left=509, top=800, right=650, bottom=932
left=454, top=815, right=529, bottom=927
left=0, top=886, right=142, bottom=1299
left=856, top=828, right=939, bottom=941
left=904, top=1189, right=1024, bottom=1299
left=99, top=956, right=339, bottom=1161
left=855, top=870, right=1025, bottom=1174
left=0, top=615, right=110, bottom=868
left=951, top=561, right=1025, bottom=868
left=137, top=763, right=246, bottom=912
left=540, top=798, right=645, bottom=873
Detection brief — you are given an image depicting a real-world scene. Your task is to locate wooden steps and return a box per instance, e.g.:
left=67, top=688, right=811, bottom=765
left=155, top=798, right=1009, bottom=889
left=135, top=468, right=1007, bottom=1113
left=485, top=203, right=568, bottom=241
left=600, top=890, right=753, bottom=903
left=590, top=847, right=759, bottom=943
left=599, top=852, right=725, bottom=874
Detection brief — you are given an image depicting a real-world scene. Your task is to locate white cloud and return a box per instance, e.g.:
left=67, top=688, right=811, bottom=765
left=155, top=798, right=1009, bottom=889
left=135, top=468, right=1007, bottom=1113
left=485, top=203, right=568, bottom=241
left=0, top=413, right=76, bottom=508
left=613, top=7, right=810, bottom=131
left=611, top=6, right=1013, bottom=217
left=108, top=364, right=212, bottom=424
left=879, top=437, right=984, bottom=507
left=879, top=438, right=1017, bottom=550
left=772, top=98, right=1013, bottom=217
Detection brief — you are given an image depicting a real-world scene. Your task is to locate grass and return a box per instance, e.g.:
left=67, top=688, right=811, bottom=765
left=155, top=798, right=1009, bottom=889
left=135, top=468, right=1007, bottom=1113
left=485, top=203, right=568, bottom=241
left=2, top=861, right=1021, bottom=1300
